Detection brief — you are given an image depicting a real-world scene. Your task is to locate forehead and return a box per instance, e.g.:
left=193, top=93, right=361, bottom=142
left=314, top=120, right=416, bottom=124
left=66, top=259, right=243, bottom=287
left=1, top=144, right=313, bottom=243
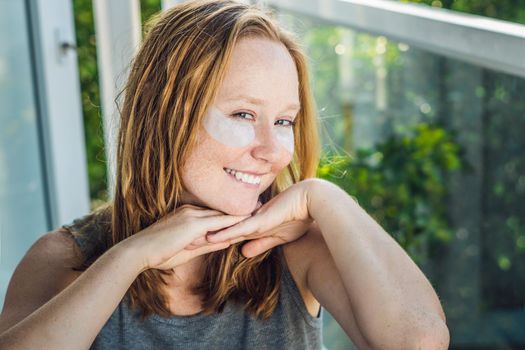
left=215, top=37, right=300, bottom=105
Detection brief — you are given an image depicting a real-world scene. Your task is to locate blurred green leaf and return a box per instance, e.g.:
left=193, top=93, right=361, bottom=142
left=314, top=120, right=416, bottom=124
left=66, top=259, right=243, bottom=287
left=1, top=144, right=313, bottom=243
left=318, top=123, right=465, bottom=263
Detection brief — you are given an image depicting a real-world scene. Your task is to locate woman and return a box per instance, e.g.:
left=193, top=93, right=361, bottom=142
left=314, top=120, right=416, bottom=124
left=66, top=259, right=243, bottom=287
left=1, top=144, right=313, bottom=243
left=0, top=1, right=449, bottom=349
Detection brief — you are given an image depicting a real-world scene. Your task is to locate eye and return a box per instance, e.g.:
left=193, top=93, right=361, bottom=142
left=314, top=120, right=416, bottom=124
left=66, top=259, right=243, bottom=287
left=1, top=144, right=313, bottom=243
left=275, top=119, right=295, bottom=127
left=231, top=112, right=255, bottom=121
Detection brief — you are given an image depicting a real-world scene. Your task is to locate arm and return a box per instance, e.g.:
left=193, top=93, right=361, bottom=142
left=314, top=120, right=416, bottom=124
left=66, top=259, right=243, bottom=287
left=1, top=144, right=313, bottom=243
left=0, top=205, right=242, bottom=350
left=205, top=179, right=449, bottom=349
left=0, top=232, right=143, bottom=350
left=305, top=178, right=449, bottom=350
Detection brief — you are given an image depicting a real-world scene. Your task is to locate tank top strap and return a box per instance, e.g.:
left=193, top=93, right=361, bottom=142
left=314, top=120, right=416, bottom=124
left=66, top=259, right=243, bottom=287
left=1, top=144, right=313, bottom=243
left=277, top=246, right=323, bottom=328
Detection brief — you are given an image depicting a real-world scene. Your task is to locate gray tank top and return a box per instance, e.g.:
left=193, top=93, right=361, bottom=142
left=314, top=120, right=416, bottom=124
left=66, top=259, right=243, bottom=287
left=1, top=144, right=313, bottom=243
left=63, top=214, right=323, bottom=349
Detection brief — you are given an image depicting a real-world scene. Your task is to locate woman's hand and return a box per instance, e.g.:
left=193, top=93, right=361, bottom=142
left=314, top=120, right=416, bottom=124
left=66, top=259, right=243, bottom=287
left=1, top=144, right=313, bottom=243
left=123, top=204, right=249, bottom=272
left=206, top=181, right=313, bottom=257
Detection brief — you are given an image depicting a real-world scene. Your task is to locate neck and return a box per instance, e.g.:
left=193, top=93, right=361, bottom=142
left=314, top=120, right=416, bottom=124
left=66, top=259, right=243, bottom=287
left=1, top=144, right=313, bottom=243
left=163, top=255, right=205, bottom=291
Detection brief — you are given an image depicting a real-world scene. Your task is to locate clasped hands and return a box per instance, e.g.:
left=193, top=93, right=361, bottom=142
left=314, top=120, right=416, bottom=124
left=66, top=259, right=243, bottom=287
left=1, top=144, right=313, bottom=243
left=188, top=180, right=314, bottom=258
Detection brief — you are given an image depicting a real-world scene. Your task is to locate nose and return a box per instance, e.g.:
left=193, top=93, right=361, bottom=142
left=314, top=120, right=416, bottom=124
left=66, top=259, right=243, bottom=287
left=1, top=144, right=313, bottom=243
left=250, top=125, right=281, bottom=164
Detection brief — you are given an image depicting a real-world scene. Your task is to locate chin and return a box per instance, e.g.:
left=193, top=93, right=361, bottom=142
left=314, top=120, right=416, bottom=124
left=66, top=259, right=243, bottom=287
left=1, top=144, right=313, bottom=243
left=216, top=199, right=257, bottom=216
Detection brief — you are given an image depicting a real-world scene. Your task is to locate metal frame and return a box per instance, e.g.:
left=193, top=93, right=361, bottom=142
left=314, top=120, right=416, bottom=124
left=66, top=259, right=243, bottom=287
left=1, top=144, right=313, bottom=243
left=29, top=0, right=90, bottom=228
left=264, top=0, right=525, bottom=79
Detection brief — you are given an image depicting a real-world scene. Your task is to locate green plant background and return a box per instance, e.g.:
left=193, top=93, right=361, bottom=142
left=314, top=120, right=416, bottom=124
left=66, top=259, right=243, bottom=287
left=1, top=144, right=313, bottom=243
left=73, top=1, right=525, bottom=349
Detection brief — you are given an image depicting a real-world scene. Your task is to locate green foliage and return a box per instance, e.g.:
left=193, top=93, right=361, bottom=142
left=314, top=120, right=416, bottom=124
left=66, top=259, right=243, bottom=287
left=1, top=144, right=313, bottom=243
left=318, top=123, right=464, bottom=262
left=73, top=0, right=107, bottom=205
left=402, top=0, right=525, bottom=25
left=139, top=0, right=162, bottom=27
left=73, top=0, right=161, bottom=208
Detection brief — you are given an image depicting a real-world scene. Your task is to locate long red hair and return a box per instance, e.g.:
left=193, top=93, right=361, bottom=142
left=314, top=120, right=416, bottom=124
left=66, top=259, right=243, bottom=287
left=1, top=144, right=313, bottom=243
left=79, top=0, right=320, bottom=320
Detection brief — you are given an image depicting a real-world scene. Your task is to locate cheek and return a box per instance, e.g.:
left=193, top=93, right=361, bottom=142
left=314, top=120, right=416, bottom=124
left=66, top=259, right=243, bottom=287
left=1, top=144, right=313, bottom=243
left=276, top=150, right=293, bottom=174
left=273, top=128, right=294, bottom=155
left=265, top=149, right=293, bottom=184
left=182, top=150, right=211, bottom=187
left=182, top=134, right=219, bottom=184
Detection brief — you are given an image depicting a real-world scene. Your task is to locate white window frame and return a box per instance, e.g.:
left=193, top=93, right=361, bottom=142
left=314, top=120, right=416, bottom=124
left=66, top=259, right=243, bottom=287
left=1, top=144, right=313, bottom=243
left=92, top=0, right=141, bottom=198
left=28, top=0, right=90, bottom=228
left=264, top=0, right=525, bottom=79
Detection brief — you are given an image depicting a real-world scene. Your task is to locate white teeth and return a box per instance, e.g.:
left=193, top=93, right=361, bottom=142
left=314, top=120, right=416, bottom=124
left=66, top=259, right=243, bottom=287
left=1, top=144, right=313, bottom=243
left=225, top=168, right=261, bottom=185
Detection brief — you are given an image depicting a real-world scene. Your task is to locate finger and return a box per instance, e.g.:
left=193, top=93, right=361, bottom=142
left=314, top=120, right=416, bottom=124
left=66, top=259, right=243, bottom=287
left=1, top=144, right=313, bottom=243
left=162, top=206, right=223, bottom=225
left=241, top=236, right=284, bottom=258
left=227, top=229, right=274, bottom=245
left=187, top=226, right=227, bottom=248
left=207, top=215, right=262, bottom=243
left=154, top=240, right=230, bottom=270
left=186, top=232, right=228, bottom=250
left=229, top=236, right=247, bottom=244
left=199, top=214, right=250, bottom=233
left=190, top=236, right=208, bottom=247
left=185, top=241, right=231, bottom=256
left=177, top=205, right=224, bottom=217
left=185, top=242, right=201, bottom=250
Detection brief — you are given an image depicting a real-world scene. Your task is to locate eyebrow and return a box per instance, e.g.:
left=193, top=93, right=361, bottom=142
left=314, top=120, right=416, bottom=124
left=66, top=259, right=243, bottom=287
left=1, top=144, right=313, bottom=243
left=225, top=94, right=301, bottom=112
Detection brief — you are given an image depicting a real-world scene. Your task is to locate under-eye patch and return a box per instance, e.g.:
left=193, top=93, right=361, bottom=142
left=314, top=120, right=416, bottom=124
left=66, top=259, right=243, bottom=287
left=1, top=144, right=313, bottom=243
left=273, top=123, right=294, bottom=154
left=203, top=106, right=294, bottom=154
left=203, top=106, right=255, bottom=148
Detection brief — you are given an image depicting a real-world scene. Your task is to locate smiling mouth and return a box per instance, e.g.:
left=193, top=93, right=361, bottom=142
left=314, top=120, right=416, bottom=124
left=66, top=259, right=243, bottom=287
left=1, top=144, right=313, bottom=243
left=223, top=167, right=262, bottom=185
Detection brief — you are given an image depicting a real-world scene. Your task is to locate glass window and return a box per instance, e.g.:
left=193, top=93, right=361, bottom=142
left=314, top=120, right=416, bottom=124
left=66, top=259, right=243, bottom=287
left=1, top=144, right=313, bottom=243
left=278, top=10, right=525, bottom=350
left=0, top=0, right=50, bottom=307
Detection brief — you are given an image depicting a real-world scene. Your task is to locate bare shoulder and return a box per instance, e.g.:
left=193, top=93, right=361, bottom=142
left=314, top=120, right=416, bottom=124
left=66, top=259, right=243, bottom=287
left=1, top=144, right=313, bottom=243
left=0, top=228, right=84, bottom=333
left=282, top=222, right=323, bottom=317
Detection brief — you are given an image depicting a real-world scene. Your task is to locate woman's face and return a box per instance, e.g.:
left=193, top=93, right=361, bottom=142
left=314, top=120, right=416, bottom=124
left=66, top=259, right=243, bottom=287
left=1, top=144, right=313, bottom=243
left=181, top=37, right=300, bottom=215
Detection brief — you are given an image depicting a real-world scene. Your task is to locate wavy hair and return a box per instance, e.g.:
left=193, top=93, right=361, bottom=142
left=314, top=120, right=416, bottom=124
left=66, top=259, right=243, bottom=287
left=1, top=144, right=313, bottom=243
left=90, top=0, right=319, bottom=320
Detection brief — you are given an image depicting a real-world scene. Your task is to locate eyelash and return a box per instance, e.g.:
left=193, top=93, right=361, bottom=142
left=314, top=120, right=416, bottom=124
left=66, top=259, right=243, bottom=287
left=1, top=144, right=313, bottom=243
left=231, top=112, right=296, bottom=127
